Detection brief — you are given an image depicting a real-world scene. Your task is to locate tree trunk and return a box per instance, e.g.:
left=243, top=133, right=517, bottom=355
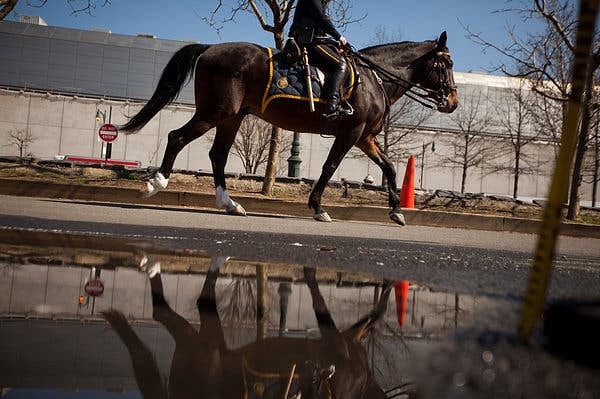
left=513, top=145, right=521, bottom=199
left=261, top=125, right=282, bottom=195
left=256, top=264, right=268, bottom=341
left=261, top=32, right=286, bottom=196
left=593, top=125, right=599, bottom=207
left=567, top=77, right=594, bottom=220
left=460, top=135, right=469, bottom=194
left=567, top=126, right=587, bottom=219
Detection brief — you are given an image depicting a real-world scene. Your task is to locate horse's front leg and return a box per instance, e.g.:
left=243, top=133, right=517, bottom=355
left=356, top=138, right=406, bottom=226
left=146, top=114, right=213, bottom=197
left=309, top=127, right=362, bottom=222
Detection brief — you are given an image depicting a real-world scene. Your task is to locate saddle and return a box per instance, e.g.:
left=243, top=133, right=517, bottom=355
left=242, top=352, right=335, bottom=399
left=261, top=41, right=356, bottom=113
left=242, top=354, right=302, bottom=399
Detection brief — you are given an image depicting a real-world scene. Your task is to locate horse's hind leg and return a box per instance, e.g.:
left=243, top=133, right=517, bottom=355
left=309, top=125, right=363, bottom=222
left=139, top=257, right=198, bottom=339
left=356, top=137, right=405, bottom=226
left=146, top=113, right=214, bottom=196
left=209, top=115, right=246, bottom=215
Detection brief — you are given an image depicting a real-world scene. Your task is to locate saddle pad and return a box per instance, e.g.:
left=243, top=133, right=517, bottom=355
left=243, top=356, right=301, bottom=399
left=261, top=47, right=355, bottom=113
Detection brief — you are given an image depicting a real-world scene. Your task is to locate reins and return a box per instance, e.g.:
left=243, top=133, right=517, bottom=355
left=347, top=47, right=446, bottom=110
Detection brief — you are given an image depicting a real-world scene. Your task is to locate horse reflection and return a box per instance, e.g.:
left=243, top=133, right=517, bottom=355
left=103, top=258, right=393, bottom=398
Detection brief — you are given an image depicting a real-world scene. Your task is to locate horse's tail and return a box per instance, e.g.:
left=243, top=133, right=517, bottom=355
left=120, top=43, right=211, bottom=133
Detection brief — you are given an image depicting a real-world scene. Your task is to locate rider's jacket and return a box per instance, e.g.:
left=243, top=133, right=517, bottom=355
left=289, top=0, right=342, bottom=44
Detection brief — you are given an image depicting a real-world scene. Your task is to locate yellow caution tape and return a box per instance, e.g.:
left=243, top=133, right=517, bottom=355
left=519, top=0, right=600, bottom=342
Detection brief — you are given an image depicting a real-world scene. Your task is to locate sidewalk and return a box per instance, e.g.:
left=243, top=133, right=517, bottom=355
left=0, top=177, right=598, bottom=239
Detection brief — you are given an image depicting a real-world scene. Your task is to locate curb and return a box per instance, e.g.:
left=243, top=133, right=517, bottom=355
left=0, top=178, right=598, bottom=239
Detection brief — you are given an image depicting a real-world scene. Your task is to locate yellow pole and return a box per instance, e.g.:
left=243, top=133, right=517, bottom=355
left=303, top=47, right=316, bottom=112
left=519, top=0, right=600, bottom=342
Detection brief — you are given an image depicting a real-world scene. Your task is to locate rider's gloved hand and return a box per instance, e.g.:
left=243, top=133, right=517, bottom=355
left=339, top=36, right=348, bottom=48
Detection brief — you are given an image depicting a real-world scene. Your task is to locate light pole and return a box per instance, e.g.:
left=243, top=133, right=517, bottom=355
left=420, top=141, right=435, bottom=189
left=287, top=131, right=302, bottom=177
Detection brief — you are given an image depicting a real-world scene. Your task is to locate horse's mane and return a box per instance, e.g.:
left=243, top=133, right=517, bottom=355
left=358, top=40, right=438, bottom=67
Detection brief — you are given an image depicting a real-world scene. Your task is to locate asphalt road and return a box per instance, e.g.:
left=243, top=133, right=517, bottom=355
left=1, top=194, right=599, bottom=300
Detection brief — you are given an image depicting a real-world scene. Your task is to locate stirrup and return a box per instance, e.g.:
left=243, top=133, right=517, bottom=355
left=324, top=102, right=354, bottom=119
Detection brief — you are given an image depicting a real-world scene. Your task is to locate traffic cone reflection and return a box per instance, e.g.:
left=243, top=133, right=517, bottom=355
left=400, top=155, right=415, bottom=208
left=394, top=280, right=410, bottom=328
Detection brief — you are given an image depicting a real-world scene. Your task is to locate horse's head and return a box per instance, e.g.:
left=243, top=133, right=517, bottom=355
left=415, top=31, right=459, bottom=113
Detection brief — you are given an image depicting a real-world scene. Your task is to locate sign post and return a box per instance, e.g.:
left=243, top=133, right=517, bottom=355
left=98, top=123, right=118, bottom=163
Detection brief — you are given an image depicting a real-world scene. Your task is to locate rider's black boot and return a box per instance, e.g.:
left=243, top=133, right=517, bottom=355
left=324, top=63, right=353, bottom=118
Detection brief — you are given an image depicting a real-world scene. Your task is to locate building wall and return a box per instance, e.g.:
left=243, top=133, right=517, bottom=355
left=2, top=87, right=592, bottom=200
left=0, top=21, right=598, bottom=202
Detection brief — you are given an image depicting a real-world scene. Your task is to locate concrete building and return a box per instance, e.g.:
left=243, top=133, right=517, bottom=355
left=0, top=18, right=596, bottom=202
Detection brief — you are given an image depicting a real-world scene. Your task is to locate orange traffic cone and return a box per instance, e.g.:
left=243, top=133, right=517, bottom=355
left=399, top=155, right=415, bottom=208
left=394, top=280, right=410, bottom=328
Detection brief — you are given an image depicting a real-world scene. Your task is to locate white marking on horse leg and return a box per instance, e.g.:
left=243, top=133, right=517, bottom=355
left=314, top=212, right=332, bottom=222
left=215, top=186, right=247, bottom=216
left=146, top=172, right=169, bottom=197
left=138, top=254, right=161, bottom=277
left=209, top=256, right=231, bottom=272
left=146, top=261, right=161, bottom=278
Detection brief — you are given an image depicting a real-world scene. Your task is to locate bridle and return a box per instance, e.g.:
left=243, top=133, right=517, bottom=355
left=349, top=48, right=456, bottom=110
left=430, top=50, right=457, bottom=106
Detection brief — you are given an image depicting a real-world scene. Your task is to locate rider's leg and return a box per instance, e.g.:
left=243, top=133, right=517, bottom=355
left=311, top=44, right=352, bottom=117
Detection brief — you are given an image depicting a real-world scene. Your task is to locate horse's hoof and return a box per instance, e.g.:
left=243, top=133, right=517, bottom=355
left=390, top=212, right=406, bottom=226
left=314, top=212, right=332, bottom=222
left=145, top=172, right=168, bottom=197
left=226, top=203, right=247, bottom=216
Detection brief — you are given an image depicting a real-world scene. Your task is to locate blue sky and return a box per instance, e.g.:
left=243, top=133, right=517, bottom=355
left=7, top=0, right=540, bottom=73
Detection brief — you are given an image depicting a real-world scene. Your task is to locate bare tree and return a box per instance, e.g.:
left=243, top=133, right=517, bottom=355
left=1, top=0, right=111, bottom=20
left=0, top=0, right=18, bottom=20
left=7, top=128, right=34, bottom=160
left=437, top=92, right=497, bottom=194
left=383, top=100, right=434, bottom=165
left=465, top=0, right=600, bottom=219
left=206, top=0, right=358, bottom=195
left=206, top=1, right=294, bottom=196
left=232, top=115, right=293, bottom=174
left=233, top=115, right=272, bottom=174
left=494, top=80, right=542, bottom=198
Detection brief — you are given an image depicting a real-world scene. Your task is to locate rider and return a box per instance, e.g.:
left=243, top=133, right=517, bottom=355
left=289, top=0, right=352, bottom=118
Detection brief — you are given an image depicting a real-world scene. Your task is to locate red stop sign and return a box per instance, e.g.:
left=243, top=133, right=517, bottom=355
left=99, top=124, right=118, bottom=142
left=84, top=279, right=105, bottom=297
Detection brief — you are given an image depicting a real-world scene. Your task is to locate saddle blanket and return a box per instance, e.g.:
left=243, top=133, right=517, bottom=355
left=261, top=47, right=355, bottom=113
left=243, top=357, right=301, bottom=399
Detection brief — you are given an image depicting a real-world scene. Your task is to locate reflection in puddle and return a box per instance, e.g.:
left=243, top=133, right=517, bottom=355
left=0, top=241, right=507, bottom=398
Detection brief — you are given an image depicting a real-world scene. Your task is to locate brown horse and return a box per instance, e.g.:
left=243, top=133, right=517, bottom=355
left=120, top=32, right=458, bottom=225
left=103, top=258, right=395, bottom=398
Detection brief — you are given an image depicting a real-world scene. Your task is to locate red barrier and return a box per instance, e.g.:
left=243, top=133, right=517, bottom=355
left=394, top=280, right=410, bottom=328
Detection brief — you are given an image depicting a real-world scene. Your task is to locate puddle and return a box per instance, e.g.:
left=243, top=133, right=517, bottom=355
left=0, top=233, right=598, bottom=399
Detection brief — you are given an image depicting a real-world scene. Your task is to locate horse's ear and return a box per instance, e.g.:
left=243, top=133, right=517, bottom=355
left=437, top=31, right=447, bottom=48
